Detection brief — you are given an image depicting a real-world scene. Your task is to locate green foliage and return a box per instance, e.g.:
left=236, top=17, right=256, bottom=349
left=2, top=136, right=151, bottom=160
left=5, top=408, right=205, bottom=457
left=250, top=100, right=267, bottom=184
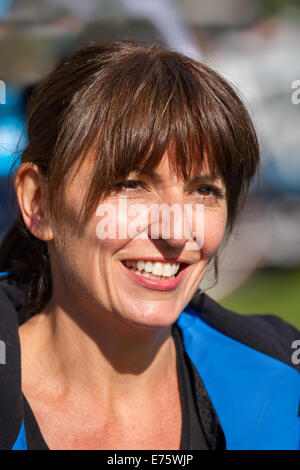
left=220, top=267, right=300, bottom=329
left=260, top=0, right=300, bottom=17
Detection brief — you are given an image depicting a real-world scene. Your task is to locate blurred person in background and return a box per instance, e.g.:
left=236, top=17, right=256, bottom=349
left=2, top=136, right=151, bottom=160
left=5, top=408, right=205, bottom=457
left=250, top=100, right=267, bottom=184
left=0, top=42, right=299, bottom=450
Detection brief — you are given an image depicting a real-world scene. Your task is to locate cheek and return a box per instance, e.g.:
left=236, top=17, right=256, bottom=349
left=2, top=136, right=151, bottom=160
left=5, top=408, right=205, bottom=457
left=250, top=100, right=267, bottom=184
left=201, top=208, right=227, bottom=260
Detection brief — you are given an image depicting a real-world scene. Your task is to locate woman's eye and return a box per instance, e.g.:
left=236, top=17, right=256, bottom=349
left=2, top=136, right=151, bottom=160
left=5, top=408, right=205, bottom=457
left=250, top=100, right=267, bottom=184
left=114, top=180, right=145, bottom=191
left=195, top=184, right=225, bottom=199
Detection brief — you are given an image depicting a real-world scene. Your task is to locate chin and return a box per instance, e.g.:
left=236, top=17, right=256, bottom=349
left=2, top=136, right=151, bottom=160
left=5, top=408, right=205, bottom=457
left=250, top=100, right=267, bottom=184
left=115, top=299, right=183, bottom=330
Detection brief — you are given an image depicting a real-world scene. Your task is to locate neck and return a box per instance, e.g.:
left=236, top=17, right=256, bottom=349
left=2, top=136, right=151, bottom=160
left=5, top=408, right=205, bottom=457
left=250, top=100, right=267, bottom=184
left=20, top=289, right=177, bottom=407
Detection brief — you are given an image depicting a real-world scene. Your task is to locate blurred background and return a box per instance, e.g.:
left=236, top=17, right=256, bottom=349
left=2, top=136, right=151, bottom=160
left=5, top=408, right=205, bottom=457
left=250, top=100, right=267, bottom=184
left=0, top=0, right=299, bottom=328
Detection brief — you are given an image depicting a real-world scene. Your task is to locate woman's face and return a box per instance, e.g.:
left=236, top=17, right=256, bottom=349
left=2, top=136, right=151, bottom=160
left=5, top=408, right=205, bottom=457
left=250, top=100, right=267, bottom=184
left=49, top=151, right=228, bottom=329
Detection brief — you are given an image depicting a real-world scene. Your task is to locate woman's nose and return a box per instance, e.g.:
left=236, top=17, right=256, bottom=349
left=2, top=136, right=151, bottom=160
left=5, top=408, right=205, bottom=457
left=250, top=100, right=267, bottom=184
left=147, top=193, right=194, bottom=248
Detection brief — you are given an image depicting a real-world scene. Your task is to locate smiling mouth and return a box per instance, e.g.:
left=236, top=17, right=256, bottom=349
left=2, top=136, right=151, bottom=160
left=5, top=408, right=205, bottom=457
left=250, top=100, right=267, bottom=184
left=121, top=259, right=187, bottom=281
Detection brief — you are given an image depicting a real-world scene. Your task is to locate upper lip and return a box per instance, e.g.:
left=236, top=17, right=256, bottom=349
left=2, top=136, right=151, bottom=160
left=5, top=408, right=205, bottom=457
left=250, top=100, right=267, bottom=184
left=121, top=257, right=193, bottom=265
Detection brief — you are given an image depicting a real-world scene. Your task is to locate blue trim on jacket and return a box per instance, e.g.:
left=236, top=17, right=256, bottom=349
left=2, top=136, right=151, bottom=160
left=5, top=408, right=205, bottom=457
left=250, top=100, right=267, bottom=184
left=177, top=304, right=300, bottom=450
left=12, top=421, right=27, bottom=450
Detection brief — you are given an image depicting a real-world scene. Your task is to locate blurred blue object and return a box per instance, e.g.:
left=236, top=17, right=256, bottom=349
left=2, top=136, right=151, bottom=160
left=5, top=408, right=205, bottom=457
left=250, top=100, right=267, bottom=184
left=0, top=86, right=27, bottom=177
left=1, top=85, right=23, bottom=109
left=0, top=0, right=13, bottom=17
left=0, top=116, right=26, bottom=176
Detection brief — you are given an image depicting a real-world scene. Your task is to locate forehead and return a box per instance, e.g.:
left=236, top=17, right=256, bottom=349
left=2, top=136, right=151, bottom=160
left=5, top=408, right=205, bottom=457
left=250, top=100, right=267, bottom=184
left=131, top=150, right=223, bottom=184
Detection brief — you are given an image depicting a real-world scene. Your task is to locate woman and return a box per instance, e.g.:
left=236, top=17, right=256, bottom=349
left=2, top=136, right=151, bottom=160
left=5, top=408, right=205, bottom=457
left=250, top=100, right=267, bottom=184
left=0, top=41, right=299, bottom=450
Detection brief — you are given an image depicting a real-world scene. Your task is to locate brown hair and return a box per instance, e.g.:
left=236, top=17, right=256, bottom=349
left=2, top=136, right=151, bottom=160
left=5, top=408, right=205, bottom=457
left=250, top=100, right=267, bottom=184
left=0, top=40, right=259, bottom=313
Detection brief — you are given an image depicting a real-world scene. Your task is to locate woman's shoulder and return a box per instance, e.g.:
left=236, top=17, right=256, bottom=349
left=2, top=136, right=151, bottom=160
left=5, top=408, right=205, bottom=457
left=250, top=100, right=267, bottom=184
left=181, top=290, right=300, bottom=450
left=187, top=289, right=300, bottom=373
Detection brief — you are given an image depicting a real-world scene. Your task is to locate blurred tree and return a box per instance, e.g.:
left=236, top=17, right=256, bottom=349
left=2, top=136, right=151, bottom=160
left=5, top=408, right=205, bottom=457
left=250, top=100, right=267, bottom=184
left=261, top=0, right=300, bottom=16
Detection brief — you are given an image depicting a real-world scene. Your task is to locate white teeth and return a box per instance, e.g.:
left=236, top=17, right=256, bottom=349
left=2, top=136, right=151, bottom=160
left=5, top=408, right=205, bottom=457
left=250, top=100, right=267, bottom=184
left=137, top=260, right=145, bottom=271
left=163, top=263, right=172, bottom=277
left=152, top=262, right=163, bottom=276
left=124, top=259, right=181, bottom=280
left=144, top=261, right=153, bottom=273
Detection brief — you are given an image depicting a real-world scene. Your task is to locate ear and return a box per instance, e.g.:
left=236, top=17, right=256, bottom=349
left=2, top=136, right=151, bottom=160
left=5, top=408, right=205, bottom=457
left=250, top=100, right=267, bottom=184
left=14, top=163, right=54, bottom=241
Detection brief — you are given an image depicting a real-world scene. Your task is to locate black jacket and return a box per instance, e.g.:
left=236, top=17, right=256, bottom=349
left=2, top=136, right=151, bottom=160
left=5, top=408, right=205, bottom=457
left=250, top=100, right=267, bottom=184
left=0, top=272, right=299, bottom=450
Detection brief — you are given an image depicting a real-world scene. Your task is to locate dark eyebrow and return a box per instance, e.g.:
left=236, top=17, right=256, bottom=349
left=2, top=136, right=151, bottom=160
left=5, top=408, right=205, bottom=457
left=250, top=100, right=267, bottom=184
left=187, top=174, right=224, bottom=185
left=136, top=170, right=223, bottom=184
left=135, top=169, right=164, bottom=182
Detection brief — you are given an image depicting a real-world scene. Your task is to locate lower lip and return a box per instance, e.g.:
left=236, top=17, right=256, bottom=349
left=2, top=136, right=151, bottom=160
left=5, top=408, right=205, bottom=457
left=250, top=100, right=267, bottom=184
left=120, top=262, right=189, bottom=291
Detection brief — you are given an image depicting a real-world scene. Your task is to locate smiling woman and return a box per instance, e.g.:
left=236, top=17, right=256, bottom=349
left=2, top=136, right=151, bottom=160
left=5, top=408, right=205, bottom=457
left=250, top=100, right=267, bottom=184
left=0, top=41, right=299, bottom=451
